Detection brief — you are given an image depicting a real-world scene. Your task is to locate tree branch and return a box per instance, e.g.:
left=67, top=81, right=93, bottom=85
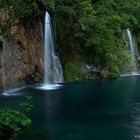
left=0, top=0, right=21, bottom=36
left=0, top=22, right=21, bottom=36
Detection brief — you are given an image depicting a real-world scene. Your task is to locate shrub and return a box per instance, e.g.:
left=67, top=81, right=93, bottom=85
left=0, top=96, right=33, bottom=140
left=64, top=62, right=83, bottom=82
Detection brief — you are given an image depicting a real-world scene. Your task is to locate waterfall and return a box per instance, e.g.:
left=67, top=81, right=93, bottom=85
left=121, top=29, right=139, bottom=77
left=44, top=12, right=64, bottom=84
left=126, top=29, right=138, bottom=73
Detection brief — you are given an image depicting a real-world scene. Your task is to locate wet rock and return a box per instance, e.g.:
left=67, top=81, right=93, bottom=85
left=81, top=64, right=100, bottom=80
left=0, top=69, right=5, bottom=88
left=82, top=64, right=100, bottom=75
left=25, top=66, right=43, bottom=84
left=0, top=20, right=44, bottom=88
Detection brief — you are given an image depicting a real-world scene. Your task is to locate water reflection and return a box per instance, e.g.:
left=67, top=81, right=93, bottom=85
left=0, top=77, right=140, bottom=139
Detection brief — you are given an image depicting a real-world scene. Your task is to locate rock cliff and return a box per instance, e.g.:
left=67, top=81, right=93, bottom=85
left=0, top=19, right=44, bottom=88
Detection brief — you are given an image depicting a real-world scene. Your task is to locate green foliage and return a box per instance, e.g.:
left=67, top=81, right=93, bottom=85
left=0, top=109, right=31, bottom=139
left=1, top=0, right=140, bottom=80
left=0, top=0, right=41, bottom=35
left=101, top=67, right=119, bottom=79
left=64, top=62, right=83, bottom=82
left=0, top=96, right=33, bottom=140
left=84, top=74, right=100, bottom=81
left=64, top=62, right=100, bottom=82
left=0, top=0, right=40, bottom=19
left=45, top=0, right=140, bottom=79
left=14, top=1, right=40, bottom=19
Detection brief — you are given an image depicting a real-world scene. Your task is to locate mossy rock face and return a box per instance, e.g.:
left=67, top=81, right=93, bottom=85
left=64, top=62, right=100, bottom=82
left=64, top=62, right=84, bottom=82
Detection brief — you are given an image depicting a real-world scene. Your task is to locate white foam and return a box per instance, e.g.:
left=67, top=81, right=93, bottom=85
left=120, top=72, right=140, bottom=77
left=1, top=86, right=26, bottom=96
left=33, top=84, right=62, bottom=90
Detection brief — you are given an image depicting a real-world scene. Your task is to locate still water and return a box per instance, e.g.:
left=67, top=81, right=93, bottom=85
left=0, top=76, right=140, bottom=140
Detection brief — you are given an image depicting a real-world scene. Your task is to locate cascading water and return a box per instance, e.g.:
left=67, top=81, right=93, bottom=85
left=44, top=12, right=64, bottom=84
left=121, top=28, right=139, bottom=77
left=36, top=12, right=63, bottom=90
left=126, top=29, right=138, bottom=73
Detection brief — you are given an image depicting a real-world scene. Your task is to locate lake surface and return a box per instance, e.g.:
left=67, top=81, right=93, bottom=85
left=0, top=76, right=140, bottom=140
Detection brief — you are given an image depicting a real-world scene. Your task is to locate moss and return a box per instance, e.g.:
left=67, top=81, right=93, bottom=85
left=64, top=62, right=83, bottom=82
left=64, top=61, right=101, bottom=82
left=100, top=67, right=119, bottom=79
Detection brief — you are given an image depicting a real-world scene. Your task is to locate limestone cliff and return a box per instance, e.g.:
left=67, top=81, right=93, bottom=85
left=0, top=20, right=44, bottom=88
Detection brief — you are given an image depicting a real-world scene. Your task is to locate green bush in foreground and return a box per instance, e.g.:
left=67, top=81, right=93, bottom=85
left=0, top=96, right=33, bottom=140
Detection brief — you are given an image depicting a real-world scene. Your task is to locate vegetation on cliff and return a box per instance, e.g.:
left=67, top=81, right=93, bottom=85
left=0, top=0, right=140, bottom=81
left=46, top=0, right=140, bottom=78
left=45, top=0, right=140, bottom=80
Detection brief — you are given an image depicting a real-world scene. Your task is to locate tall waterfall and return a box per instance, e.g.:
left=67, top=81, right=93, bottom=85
left=121, top=29, right=139, bottom=77
left=126, top=29, right=138, bottom=73
left=44, top=12, right=64, bottom=84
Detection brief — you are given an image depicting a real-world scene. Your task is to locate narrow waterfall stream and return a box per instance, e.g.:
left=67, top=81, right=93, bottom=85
left=121, top=29, right=139, bottom=77
left=44, top=12, right=64, bottom=84
left=35, top=12, right=64, bottom=90
left=126, top=29, right=138, bottom=74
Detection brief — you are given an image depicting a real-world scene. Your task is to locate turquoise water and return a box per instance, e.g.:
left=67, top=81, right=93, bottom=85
left=0, top=76, right=140, bottom=140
